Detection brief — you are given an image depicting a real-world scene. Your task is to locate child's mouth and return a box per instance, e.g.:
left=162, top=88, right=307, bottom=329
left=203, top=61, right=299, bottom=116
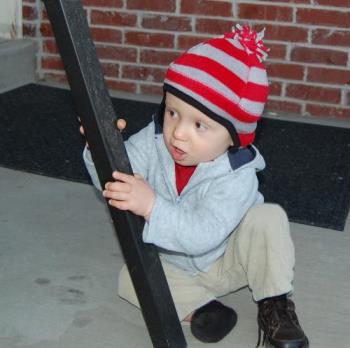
left=170, top=145, right=187, bottom=161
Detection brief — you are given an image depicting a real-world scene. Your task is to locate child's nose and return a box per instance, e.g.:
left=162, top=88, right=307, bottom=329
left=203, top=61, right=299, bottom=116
left=173, top=122, right=188, bottom=140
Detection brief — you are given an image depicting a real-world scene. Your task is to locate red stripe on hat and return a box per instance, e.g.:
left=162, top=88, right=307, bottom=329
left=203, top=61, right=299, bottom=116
left=175, top=53, right=245, bottom=96
left=244, top=82, right=269, bottom=103
left=175, top=54, right=268, bottom=103
left=166, top=69, right=260, bottom=123
left=238, top=132, right=256, bottom=147
left=174, top=53, right=268, bottom=103
left=209, top=38, right=264, bottom=69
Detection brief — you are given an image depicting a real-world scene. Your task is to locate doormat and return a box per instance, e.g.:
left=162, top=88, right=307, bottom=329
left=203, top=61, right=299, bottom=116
left=0, top=84, right=349, bottom=231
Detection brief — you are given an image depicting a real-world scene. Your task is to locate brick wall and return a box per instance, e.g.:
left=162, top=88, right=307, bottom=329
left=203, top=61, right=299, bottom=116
left=22, top=0, right=350, bottom=121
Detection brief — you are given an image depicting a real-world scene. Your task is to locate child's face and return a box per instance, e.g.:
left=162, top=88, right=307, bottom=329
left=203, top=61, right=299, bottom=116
left=163, top=92, right=233, bottom=166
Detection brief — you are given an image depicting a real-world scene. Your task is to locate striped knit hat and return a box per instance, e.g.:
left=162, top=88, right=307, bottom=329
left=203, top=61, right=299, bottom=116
left=164, top=24, right=269, bottom=149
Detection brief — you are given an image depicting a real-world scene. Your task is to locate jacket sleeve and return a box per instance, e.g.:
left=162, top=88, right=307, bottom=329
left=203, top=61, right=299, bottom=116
left=82, top=121, right=154, bottom=190
left=143, top=167, right=259, bottom=256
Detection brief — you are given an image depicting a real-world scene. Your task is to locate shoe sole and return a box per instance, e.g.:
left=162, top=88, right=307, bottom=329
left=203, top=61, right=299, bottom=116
left=265, top=337, right=309, bottom=348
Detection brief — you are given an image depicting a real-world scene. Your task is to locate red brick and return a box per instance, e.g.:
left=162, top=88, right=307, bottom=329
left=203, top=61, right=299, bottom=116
left=140, top=49, right=180, bottom=66
left=125, top=31, right=174, bottom=48
left=266, top=99, right=302, bottom=114
left=258, top=0, right=310, bottom=2
left=312, top=29, right=350, bottom=47
left=40, top=22, right=54, bottom=37
left=181, top=0, right=233, bottom=17
left=313, top=0, right=350, bottom=7
left=239, top=4, right=293, bottom=22
left=291, top=46, right=347, bottom=66
left=177, top=34, right=211, bottom=50
left=254, top=24, right=308, bottom=43
left=91, top=28, right=122, bottom=44
left=266, top=63, right=304, bottom=80
left=196, top=19, right=233, bottom=35
left=127, top=0, right=176, bottom=12
left=142, top=14, right=192, bottom=32
left=96, top=45, right=137, bottom=62
left=23, top=5, right=38, bottom=20
left=106, top=79, right=137, bottom=93
left=269, top=81, right=282, bottom=96
left=307, top=67, right=350, bottom=85
left=121, top=66, right=167, bottom=83
left=23, top=24, right=36, bottom=37
left=82, top=0, right=123, bottom=7
left=267, top=43, right=287, bottom=60
left=297, top=8, right=350, bottom=28
left=306, top=104, right=350, bottom=120
left=101, top=62, right=119, bottom=77
left=286, top=84, right=341, bottom=103
left=42, top=56, right=64, bottom=70
left=43, top=40, right=59, bottom=54
left=140, top=84, right=163, bottom=95
left=91, top=11, right=137, bottom=27
left=43, top=72, right=68, bottom=85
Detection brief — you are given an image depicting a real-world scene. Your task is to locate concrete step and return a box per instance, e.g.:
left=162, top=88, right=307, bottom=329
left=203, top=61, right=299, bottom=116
left=0, top=38, right=36, bottom=93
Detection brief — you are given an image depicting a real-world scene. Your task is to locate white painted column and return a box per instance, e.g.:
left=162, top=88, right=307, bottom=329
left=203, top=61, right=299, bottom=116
left=0, top=0, right=22, bottom=39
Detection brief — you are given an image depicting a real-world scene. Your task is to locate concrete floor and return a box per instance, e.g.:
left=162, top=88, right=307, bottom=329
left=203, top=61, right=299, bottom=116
left=0, top=166, right=349, bottom=348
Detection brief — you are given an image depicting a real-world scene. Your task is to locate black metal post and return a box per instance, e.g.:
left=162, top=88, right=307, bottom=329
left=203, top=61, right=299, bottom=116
left=41, top=1, right=186, bottom=347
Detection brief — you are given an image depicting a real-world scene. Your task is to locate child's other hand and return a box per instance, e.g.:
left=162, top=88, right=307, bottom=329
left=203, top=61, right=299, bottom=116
left=78, top=117, right=89, bottom=148
left=116, top=118, right=126, bottom=131
left=103, top=171, right=155, bottom=222
left=78, top=117, right=127, bottom=148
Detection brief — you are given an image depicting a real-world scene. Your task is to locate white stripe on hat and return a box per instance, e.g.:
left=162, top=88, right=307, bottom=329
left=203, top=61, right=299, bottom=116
left=190, top=43, right=250, bottom=83
left=164, top=79, right=257, bottom=135
left=170, top=63, right=241, bottom=104
left=249, top=67, right=268, bottom=86
left=239, top=98, right=266, bottom=116
left=169, top=63, right=266, bottom=117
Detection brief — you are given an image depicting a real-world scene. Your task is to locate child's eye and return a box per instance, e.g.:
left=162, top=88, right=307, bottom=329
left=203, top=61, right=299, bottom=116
left=195, top=121, right=208, bottom=131
left=167, top=109, right=177, bottom=118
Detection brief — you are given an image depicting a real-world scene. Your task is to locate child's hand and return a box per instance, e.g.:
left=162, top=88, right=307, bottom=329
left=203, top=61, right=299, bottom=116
left=78, top=117, right=89, bottom=148
left=78, top=117, right=127, bottom=148
left=103, top=171, right=155, bottom=222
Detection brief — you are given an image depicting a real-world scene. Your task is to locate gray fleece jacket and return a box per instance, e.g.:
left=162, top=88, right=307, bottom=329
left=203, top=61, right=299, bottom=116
left=83, top=115, right=265, bottom=275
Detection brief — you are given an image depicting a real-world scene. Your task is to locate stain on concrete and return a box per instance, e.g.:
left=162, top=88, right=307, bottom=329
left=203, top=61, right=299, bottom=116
left=67, top=275, right=87, bottom=281
left=72, top=316, right=93, bottom=328
left=35, top=278, right=51, bottom=285
left=57, top=286, right=87, bottom=305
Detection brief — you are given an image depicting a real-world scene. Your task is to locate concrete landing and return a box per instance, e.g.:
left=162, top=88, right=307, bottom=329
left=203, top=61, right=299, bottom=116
left=0, top=167, right=349, bottom=348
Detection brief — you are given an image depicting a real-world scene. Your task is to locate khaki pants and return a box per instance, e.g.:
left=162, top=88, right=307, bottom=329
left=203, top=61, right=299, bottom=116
left=118, top=203, right=295, bottom=320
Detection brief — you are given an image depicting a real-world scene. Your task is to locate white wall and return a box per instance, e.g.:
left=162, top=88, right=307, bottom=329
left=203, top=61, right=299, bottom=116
left=0, top=0, right=22, bottom=39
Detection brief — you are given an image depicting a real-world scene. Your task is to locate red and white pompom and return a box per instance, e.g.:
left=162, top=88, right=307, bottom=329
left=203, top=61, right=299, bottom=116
left=225, top=24, right=269, bottom=62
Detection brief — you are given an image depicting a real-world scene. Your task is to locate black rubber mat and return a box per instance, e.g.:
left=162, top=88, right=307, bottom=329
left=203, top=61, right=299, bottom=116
left=1, top=84, right=349, bottom=231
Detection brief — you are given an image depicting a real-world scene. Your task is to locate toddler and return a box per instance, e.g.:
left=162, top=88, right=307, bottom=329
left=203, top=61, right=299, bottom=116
left=83, top=25, right=308, bottom=347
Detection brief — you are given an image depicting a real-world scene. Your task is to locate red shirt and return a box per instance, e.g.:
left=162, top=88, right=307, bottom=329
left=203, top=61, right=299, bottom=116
left=175, top=163, right=197, bottom=195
